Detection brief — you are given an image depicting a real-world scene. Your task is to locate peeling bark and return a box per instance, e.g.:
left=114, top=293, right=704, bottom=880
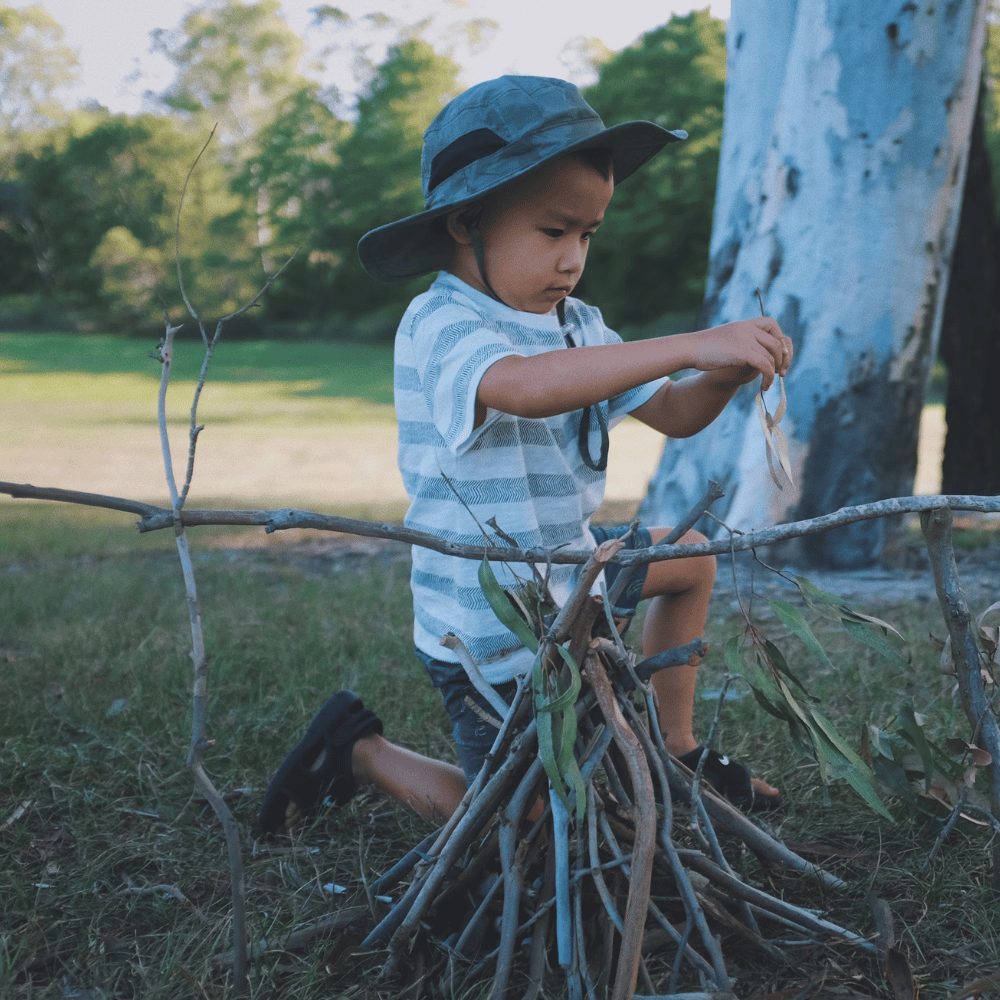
left=643, top=0, right=988, bottom=568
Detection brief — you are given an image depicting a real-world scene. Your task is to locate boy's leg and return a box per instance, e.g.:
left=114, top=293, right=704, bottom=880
left=352, top=734, right=468, bottom=823
left=351, top=658, right=513, bottom=824
left=640, top=526, right=780, bottom=801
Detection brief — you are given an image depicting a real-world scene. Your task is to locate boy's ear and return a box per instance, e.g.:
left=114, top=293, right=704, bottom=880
left=444, top=203, right=483, bottom=245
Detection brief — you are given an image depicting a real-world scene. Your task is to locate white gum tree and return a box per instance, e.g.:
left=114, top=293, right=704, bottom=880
left=642, top=0, right=989, bottom=568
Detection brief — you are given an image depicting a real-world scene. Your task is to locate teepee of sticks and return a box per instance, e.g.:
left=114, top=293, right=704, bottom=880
left=351, top=524, right=875, bottom=999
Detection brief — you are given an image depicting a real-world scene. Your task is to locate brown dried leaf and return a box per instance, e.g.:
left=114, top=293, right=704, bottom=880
left=945, top=973, right=1000, bottom=1000
left=774, top=371, right=788, bottom=422
left=977, top=600, right=1000, bottom=629
left=885, top=946, right=920, bottom=1000
left=869, top=895, right=896, bottom=955
left=944, top=737, right=992, bottom=768
left=756, top=387, right=795, bottom=490
left=938, top=634, right=955, bottom=675
left=976, top=602, right=1000, bottom=663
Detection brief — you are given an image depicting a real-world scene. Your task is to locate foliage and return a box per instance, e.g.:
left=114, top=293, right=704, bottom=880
left=12, top=112, right=260, bottom=324
left=0, top=7, right=731, bottom=337
left=320, top=35, right=461, bottom=334
left=89, top=226, right=164, bottom=325
left=0, top=3, right=79, bottom=163
left=6, top=5, right=996, bottom=339
left=151, top=0, right=307, bottom=142
left=582, top=11, right=726, bottom=328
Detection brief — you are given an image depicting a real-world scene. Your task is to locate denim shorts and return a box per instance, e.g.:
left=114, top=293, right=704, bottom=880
left=418, top=523, right=652, bottom=784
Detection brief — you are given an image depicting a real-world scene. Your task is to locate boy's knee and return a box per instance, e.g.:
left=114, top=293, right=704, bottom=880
left=646, top=525, right=716, bottom=595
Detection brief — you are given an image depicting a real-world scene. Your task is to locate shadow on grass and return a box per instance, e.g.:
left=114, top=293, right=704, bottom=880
left=0, top=332, right=395, bottom=405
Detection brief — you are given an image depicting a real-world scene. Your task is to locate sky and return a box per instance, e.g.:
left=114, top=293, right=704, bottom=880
left=27, top=0, right=730, bottom=115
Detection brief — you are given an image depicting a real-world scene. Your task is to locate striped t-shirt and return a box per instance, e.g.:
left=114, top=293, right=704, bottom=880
left=395, top=271, right=665, bottom=684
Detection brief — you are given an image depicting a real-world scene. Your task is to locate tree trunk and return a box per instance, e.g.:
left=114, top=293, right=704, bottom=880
left=641, top=0, right=988, bottom=568
left=939, top=85, right=1000, bottom=494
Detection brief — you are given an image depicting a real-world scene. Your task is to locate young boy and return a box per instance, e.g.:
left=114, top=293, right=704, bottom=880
left=259, top=75, right=790, bottom=835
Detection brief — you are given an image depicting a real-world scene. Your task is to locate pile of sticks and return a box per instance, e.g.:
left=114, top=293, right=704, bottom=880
left=357, top=540, right=875, bottom=999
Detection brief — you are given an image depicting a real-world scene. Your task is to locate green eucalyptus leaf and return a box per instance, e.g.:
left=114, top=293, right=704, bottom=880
left=894, top=703, right=935, bottom=791
left=760, top=637, right=814, bottom=698
left=478, top=556, right=539, bottom=653
left=768, top=598, right=834, bottom=669
left=537, top=711, right=572, bottom=813
left=841, top=618, right=909, bottom=667
left=723, top=633, right=747, bottom=673
left=537, top=645, right=582, bottom=715
left=564, top=756, right=588, bottom=819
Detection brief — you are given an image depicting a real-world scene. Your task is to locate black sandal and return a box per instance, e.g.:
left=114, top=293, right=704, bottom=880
left=677, top=746, right=782, bottom=814
left=257, top=690, right=383, bottom=835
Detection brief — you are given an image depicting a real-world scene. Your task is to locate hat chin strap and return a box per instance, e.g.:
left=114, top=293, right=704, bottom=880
left=468, top=224, right=608, bottom=473
left=469, top=223, right=507, bottom=308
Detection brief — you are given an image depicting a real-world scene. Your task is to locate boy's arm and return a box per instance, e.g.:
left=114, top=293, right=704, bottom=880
left=475, top=317, right=792, bottom=429
left=628, top=370, right=751, bottom=438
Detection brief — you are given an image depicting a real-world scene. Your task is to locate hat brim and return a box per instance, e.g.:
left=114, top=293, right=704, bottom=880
left=357, top=121, right=686, bottom=282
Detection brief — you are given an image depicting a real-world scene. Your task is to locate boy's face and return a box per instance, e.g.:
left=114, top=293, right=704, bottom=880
left=449, top=155, right=614, bottom=314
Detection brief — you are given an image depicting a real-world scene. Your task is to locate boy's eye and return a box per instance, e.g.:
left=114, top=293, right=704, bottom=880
left=541, top=228, right=565, bottom=238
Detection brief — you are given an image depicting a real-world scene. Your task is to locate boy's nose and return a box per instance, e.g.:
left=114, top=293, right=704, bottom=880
left=558, top=244, right=585, bottom=274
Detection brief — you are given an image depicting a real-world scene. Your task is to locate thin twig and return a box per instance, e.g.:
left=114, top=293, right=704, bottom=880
left=174, top=127, right=216, bottom=334
left=155, top=319, right=248, bottom=995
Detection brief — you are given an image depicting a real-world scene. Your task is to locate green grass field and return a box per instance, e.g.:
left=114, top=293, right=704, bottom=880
left=2, top=331, right=997, bottom=998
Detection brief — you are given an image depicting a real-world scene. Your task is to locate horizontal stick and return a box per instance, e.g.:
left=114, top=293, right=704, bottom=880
left=4, top=480, right=1000, bottom=566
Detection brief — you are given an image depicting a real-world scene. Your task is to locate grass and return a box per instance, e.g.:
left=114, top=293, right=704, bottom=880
left=0, top=331, right=403, bottom=511
left=2, top=330, right=995, bottom=996
left=3, top=503, right=1000, bottom=999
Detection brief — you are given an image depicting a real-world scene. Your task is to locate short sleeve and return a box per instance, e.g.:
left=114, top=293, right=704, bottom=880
left=405, top=299, right=520, bottom=455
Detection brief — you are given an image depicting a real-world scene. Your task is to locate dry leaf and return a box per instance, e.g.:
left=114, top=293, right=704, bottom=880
left=756, top=379, right=795, bottom=490
left=885, top=946, right=920, bottom=1000
left=938, top=634, right=955, bottom=675
left=869, top=895, right=896, bottom=955
left=944, top=737, right=992, bottom=768
left=945, top=973, right=1000, bottom=1000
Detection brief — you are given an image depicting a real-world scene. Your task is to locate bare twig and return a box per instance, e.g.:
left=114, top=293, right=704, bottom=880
left=155, top=319, right=249, bottom=995
left=921, top=507, right=1000, bottom=884
left=174, top=127, right=217, bottom=333
left=5, top=481, right=1000, bottom=566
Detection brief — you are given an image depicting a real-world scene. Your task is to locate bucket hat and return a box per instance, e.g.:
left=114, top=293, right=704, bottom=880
left=357, top=75, right=686, bottom=281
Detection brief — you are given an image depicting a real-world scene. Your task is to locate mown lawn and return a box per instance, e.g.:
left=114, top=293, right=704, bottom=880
left=2, top=331, right=996, bottom=998
left=0, top=330, right=668, bottom=512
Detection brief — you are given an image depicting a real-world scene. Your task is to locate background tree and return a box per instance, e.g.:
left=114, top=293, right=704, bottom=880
left=151, top=0, right=308, bottom=145
left=321, top=35, right=461, bottom=336
left=642, top=0, right=989, bottom=568
left=0, top=3, right=79, bottom=162
left=14, top=113, right=248, bottom=323
left=582, top=11, right=726, bottom=330
left=0, top=3, right=80, bottom=293
left=152, top=0, right=328, bottom=312
left=231, top=83, right=349, bottom=323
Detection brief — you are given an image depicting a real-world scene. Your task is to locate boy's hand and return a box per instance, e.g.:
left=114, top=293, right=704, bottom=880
left=687, top=317, right=792, bottom=391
